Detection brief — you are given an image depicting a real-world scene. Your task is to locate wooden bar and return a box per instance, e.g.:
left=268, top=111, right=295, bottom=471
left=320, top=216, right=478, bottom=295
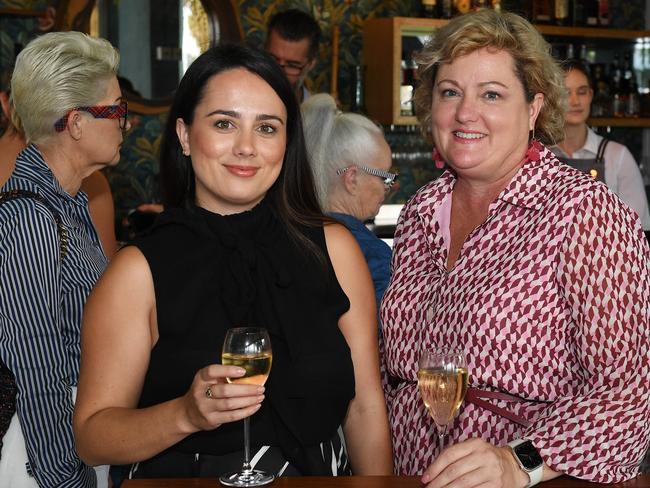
left=122, top=474, right=650, bottom=487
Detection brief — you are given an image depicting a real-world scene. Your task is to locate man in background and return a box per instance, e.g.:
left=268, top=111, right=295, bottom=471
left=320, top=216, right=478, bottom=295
left=265, top=8, right=321, bottom=102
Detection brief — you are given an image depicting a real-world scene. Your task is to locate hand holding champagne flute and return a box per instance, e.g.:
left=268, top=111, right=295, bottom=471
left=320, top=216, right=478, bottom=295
left=417, top=348, right=468, bottom=456
left=219, top=327, right=273, bottom=487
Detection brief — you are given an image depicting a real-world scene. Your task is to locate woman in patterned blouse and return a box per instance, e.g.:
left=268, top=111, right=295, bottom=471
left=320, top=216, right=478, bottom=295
left=381, top=9, right=649, bottom=488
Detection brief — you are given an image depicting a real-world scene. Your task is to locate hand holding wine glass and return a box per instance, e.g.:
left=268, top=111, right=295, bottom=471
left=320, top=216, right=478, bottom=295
left=219, top=327, right=274, bottom=487
left=417, top=347, right=468, bottom=456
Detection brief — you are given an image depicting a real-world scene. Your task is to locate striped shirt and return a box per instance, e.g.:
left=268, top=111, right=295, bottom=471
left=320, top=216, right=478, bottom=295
left=0, top=145, right=106, bottom=487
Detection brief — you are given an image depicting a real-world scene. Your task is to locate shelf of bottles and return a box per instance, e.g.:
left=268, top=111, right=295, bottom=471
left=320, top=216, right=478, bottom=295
left=394, top=1, right=650, bottom=127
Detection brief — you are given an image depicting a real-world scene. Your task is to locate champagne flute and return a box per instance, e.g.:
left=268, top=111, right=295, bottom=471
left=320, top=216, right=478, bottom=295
left=417, top=347, right=468, bottom=456
left=219, top=327, right=273, bottom=487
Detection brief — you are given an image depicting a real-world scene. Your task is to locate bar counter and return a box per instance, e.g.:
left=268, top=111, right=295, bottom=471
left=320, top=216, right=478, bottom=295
left=122, top=474, right=650, bottom=487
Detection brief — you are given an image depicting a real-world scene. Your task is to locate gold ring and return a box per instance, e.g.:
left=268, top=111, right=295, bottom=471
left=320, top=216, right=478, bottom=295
left=205, top=387, right=213, bottom=399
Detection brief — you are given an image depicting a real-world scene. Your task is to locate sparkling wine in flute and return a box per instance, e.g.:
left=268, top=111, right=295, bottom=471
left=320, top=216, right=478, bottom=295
left=417, top=347, right=468, bottom=455
left=222, top=352, right=272, bottom=386
left=417, top=366, right=469, bottom=429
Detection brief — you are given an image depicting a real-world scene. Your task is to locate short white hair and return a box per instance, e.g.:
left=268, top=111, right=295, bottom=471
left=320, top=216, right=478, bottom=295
left=301, top=93, right=384, bottom=208
left=11, top=31, right=119, bottom=144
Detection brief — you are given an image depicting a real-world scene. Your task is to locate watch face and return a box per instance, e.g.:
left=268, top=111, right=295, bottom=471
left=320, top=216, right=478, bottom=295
left=515, top=441, right=544, bottom=470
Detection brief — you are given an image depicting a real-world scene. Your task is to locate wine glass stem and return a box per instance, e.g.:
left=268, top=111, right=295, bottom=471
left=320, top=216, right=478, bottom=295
left=438, top=426, right=447, bottom=456
left=242, top=417, right=252, bottom=474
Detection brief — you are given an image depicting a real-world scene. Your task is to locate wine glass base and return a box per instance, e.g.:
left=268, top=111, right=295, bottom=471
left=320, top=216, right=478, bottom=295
left=219, top=469, right=275, bottom=487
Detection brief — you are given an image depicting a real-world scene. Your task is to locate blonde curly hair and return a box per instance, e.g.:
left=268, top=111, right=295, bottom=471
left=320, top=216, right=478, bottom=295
left=413, top=9, right=566, bottom=146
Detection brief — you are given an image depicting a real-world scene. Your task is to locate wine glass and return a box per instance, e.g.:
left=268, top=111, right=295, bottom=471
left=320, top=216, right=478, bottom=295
left=219, top=327, right=273, bottom=487
left=417, top=347, right=468, bottom=456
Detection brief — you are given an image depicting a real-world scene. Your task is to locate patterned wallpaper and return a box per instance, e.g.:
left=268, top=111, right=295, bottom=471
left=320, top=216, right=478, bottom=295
left=0, top=1, right=53, bottom=81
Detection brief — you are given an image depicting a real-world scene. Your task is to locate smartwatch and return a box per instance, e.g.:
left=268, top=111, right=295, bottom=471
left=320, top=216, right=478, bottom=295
left=507, top=439, right=544, bottom=487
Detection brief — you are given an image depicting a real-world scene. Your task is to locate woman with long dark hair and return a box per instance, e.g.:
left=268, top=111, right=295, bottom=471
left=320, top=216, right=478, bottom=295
left=73, top=43, right=392, bottom=481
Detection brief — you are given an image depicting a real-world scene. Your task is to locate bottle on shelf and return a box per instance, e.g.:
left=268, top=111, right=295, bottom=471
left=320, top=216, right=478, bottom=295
left=566, top=43, right=575, bottom=60
left=590, top=63, right=611, bottom=117
left=420, top=0, right=439, bottom=18
left=440, top=0, right=454, bottom=18
left=611, top=54, right=628, bottom=117
left=626, top=75, right=640, bottom=117
left=597, top=0, right=609, bottom=27
left=572, top=0, right=587, bottom=26
left=585, top=0, right=599, bottom=27
left=577, top=43, right=593, bottom=66
left=400, top=55, right=416, bottom=117
left=621, top=52, right=639, bottom=117
left=532, top=0, right=553, bottom=24
left=554, top=0, right=571, bottom=26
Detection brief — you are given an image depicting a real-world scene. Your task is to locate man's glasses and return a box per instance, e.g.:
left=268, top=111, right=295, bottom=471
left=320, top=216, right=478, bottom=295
left=269, top=55, right=309, bottom=76
left=54, top=100, right=128, bottom=132
left=336, top=164, right=399, bottom=190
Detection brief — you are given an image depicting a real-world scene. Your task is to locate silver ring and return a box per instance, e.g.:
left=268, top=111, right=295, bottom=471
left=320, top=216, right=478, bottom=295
left=205, top=387, right=213, bottom=399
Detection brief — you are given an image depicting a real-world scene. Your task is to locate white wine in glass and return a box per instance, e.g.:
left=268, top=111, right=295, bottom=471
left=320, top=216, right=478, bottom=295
left=417, top=348, right=468, bottom=456
left=222, top=352, right=272, bottom=386
left=219, top=327, right=273, bottom=487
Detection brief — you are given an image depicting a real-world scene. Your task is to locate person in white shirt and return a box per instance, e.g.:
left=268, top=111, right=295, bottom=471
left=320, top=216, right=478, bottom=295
left=551, top=59, right=650, bottom=230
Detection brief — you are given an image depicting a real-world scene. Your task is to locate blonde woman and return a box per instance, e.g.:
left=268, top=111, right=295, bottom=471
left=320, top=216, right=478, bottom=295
left=382, top=10, right=649, bottom=487
left=302, top=93, right=395, bottom=313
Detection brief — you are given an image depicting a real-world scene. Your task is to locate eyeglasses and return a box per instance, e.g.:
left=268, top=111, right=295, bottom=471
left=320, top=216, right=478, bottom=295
left=54, top=100, right=129, bottom=132
left=336, top=164, right=399, bottom=190
left=269, top=55, right=309, bottom=76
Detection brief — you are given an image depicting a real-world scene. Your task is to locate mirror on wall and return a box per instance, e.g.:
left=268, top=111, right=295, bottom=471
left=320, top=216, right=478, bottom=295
left=94, top=0, right=243, bottom=104
left=96, top=0, right=220, bottom=101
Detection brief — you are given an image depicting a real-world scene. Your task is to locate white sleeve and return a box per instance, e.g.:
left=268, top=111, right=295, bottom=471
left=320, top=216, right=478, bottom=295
left=609, top=143, right=650, bottom=231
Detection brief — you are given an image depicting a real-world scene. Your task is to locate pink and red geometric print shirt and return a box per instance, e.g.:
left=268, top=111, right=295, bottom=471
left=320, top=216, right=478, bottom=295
left=381, top=142, right=650, bottom=482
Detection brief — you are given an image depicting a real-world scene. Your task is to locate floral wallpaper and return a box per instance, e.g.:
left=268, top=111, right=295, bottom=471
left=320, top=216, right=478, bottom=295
left=0, top=1, right=55, bottom=81
left=104, top=111, right=166, bottom=232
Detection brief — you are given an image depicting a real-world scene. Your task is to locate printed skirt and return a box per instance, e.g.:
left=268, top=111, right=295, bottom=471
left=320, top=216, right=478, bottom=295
left=122, top=427, right=351, bottom=483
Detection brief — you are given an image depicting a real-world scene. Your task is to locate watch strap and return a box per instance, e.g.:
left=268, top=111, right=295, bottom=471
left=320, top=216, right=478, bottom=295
left=507, top=439, right=543, bottom=487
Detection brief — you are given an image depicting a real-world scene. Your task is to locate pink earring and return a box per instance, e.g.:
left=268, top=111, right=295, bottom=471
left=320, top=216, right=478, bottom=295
left=432, top=147, right=446, bottom=169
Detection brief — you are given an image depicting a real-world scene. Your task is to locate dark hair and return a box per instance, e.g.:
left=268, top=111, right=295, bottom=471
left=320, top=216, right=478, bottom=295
left=160, top=42, right=327, bottom=256
left=267, top=9, right=321, bottom=60
left=561, top=59, right=592, bottom=88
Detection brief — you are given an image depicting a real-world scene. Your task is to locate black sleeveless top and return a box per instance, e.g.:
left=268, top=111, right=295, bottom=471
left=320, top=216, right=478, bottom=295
left=132, top=199, right=354, bottom=473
